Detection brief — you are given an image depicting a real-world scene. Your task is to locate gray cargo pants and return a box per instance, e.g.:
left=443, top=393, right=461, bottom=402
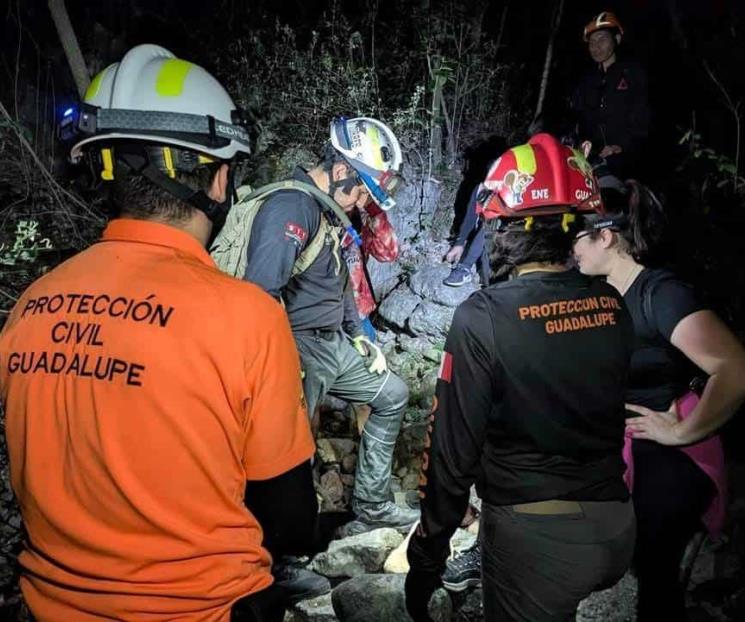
left=294, top=330, right=409, bottom=504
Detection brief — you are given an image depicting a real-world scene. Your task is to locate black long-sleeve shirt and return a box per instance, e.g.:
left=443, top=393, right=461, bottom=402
left=571, top=58, right=650, bottom=156
left=409, top=270, right=634, bottom=572
left=243, top=168, right=362, bottom=337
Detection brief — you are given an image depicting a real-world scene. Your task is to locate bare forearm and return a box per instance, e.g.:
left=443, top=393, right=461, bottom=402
left=676, top=368, right=745, bottom=443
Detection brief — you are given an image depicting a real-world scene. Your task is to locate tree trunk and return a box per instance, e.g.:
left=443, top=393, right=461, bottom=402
left=467, top=0, right=490, bottom=49
left=494, top=1, right=510, bottom=60
left=534, top=0, right=564, bottom=121
left=48, top=0, right=90, bottom=98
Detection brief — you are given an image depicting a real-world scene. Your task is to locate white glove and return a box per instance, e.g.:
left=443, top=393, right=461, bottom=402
left=352, top=335, right=388, bottom=375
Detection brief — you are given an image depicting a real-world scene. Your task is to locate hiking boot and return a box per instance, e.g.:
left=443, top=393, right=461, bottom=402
left=272, top=557, right=330, bottom=604
left=443, top=265, right=472, bottom=287
left=337, top=500, right=420, bottom=537
left=442, top=543, right=481, bottom=592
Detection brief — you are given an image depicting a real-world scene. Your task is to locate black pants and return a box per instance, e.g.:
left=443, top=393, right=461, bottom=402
left=632, top=441, right=715, bottom=622
left=231, top=584, right=286, bottom=622
left=479, top=499, right=635, bottom=622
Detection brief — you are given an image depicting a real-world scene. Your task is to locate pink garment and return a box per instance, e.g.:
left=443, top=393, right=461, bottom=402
left=342, top=205, right=399, bottom=318
left=622, top=391, right=728, bottom=538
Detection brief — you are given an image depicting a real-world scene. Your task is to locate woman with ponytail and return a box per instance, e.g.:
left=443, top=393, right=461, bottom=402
left=573, top=181, right=745, bottom=621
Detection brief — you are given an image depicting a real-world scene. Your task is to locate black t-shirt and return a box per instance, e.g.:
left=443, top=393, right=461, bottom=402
left=417, top=270, right=634, bottom=554
left=624, top=268, right=703, bottom=412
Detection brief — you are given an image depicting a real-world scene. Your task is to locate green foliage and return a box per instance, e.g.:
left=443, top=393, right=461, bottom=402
left=677, top=130, right=745, bottom=207
left=0, top=220, right=52, bottom=266
left=216, top=7, right=518, bottom=184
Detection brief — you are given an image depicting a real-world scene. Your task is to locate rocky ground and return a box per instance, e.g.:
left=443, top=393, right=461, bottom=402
left=303, top=399, right=745, bottom=622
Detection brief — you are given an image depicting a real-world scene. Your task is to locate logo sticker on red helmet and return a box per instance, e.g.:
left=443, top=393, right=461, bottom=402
left=501, top=170, right=535, bottom=206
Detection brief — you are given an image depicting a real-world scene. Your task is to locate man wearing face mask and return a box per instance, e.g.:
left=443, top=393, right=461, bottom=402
left=240, top=117, right=419, bottom=595
left=570, top=12, right=650, bottom=179
left=1, top=45, right=316, bottom=622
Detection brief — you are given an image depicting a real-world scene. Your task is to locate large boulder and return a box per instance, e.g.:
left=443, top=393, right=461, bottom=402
left=377, top=285, right=422, bottom=330
left=331, top=573, right=452, bottom=622
left=366, top=257, right=403, bottom=301
left=309, top=528, right=404, bottom=578
left=409, top=301, right=456, bottom=338
left=384, top=175, right=443, bottom=248
left=409, top=264, right=478, bottom=308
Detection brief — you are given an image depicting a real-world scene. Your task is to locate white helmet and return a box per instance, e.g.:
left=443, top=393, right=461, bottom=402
left=64, top=44, right=252, bottom=222
left=329, top=117, right=404, bottom=210
left=69, top=44, right=251, bottom=162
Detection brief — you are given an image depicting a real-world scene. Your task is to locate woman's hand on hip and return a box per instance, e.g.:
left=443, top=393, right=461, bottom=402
left=625, top=402, right=685, bottom=445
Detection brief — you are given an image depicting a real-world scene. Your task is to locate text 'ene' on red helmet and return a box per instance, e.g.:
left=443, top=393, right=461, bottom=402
left=476, top=133, right=603, bottom=222
left=583, top=11, right=624, bottom=41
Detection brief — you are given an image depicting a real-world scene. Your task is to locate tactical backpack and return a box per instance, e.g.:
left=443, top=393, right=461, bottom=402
left=210, top=179, right=351, bottom=279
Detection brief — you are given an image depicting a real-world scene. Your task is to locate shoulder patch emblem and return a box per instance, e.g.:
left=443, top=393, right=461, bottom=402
left=285, top=221, right=308, bottom=245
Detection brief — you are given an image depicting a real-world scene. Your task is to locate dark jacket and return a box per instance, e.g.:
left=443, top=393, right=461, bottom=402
left=410, top=270, right=634, bottom=572
left=571, top=58, right=650, bottom=156
left=242, top=168, right=362, bottom=337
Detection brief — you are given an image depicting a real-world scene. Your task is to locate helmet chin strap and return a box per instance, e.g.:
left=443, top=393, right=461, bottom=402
left=119, top=150, right=232, bottom=223
left=326, top=167, right=359, bottom=200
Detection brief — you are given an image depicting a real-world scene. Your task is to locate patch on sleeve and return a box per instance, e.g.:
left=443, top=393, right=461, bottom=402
left=438, top=351, right=453, bottom=383
left=284, top=221, right=308, bottom=245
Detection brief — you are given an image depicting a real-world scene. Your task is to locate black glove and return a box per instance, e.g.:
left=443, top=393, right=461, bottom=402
left=404, top=568, right=441, bottom=622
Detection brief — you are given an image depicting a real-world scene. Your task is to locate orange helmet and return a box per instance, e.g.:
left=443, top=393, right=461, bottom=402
left=583, top=11, right=624, bottom=41
left=477, top=133, right=602, bottom=222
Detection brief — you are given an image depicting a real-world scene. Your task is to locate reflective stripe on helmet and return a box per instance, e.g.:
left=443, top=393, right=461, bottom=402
left=156, top=59, right=193, bottom=97
left=512, top=144, right=537, bottom=175
left=85, top=67, right=109, bottom=101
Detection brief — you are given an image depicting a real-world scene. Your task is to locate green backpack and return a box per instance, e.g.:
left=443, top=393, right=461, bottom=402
left=210, top=179, right=349, bottom=279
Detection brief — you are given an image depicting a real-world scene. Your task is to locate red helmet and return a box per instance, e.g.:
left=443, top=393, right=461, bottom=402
left=583, top=12, right=624, bottom=41
left=477, top=133, right=602, bottom=221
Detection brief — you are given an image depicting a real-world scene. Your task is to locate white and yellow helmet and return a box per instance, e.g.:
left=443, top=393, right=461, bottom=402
left=70, top=44, right=251, bottom=164
left=329, top=117, right=404, bottom=210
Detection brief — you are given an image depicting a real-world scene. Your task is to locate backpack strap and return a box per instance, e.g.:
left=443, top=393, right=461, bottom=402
left=639, top=270, right=677, bottom=340
left=249, top=179, right=347, bottom=277
left=244, top=179, right=356, bottom=233
left=293, top=216, right=331, bottom=276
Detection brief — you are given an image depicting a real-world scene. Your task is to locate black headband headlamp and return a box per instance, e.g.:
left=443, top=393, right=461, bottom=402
left=63, top=103, right=253, bottom=155
left=590, top=213, right=628, bottom=231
